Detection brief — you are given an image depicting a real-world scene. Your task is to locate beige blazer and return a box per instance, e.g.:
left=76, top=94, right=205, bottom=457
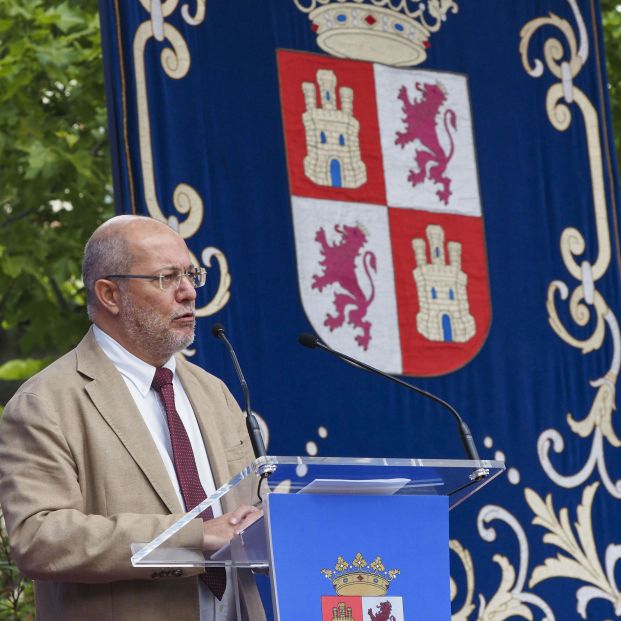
left=0, top=328, right=266, bottom=621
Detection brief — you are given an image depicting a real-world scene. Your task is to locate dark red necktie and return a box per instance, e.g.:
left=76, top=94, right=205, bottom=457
left=152, top=367, right=227, bottom=600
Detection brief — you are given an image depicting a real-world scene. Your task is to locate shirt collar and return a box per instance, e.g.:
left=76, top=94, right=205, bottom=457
left=92, top=324, right=176, bottom=396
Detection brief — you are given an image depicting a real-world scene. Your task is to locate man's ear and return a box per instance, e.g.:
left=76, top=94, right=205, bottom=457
left=94, top=279, right=121, bottom=316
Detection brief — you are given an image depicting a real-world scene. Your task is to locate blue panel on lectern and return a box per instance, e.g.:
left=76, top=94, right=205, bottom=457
left=266, top=494, right=449, bottom=621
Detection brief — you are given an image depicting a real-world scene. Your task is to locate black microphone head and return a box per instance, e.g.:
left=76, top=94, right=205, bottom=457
left=298, top=333, right=320, bottom=349
left=211, top=323, right=226, bottom=338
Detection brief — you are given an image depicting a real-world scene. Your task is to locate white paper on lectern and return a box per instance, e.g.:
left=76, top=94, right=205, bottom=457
left=298, top=478, right=411, bottom=495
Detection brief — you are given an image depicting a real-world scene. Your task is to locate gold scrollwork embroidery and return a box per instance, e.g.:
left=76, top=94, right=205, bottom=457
left=193, top=247, right=231, bottom=317
left=450, top=540, right=476, bottom=621
left=520, top=2, right=621, bottom=498
left=451, top=5, right=617, bottom=620
left=450, top=505, right=555, bottom=621
left=133, top=0, right=231, bottom=319
left=525, top=483, right=621, bottom=618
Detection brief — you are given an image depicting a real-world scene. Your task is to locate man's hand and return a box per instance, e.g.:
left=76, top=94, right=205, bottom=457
left=202, top=505, right=263, bottom=553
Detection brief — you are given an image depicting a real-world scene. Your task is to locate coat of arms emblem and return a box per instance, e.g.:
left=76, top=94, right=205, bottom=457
left=321, top=553, right=404, bottom=621
left=278, top=50, right=491, bottom=376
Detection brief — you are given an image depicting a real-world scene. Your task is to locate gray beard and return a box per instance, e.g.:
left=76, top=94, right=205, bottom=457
left=119, top=295, right=195, bottom=362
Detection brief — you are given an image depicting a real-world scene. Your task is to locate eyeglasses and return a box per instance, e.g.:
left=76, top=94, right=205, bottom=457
left=102, top=267, right=207, bottom=290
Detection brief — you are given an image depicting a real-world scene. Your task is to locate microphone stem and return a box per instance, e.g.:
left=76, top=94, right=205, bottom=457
left=216, top=332, right=267, bottom=459
left=315, top=341, right=481, bottom=462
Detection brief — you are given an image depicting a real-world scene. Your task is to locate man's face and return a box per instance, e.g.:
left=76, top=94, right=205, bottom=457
left=116, top=225, right=197, bottom=366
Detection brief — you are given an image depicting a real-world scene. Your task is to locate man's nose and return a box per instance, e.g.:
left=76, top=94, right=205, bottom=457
left=176, top=274, right=197, bottom=300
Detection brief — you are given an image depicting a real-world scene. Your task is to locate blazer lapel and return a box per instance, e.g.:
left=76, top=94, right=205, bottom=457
left=76, top=329, right=183, bottom=514
left=176, top=362, right=230, bottom=489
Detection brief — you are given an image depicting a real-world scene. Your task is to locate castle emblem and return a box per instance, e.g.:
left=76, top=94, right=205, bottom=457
left=312, top=224, right=377, bottom=350
left=412, top=224, right=475, bottom=342
left=302, top=69, right=367, bottom=188
left=320, top=553, right=404, bottom=620
left=330, top=601, right=356, bottom=620
left=292, top=0, right=459, bottom=67
left=395, top=82, right=456, bottom=204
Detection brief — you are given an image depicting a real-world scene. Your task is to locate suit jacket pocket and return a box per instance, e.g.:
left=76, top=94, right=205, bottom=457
left=221, top=440, right=256, bottom=510
left=224, top=440, right=248, bottom=464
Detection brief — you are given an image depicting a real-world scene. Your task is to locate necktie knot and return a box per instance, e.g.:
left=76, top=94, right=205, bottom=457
left=152, top=367, right=173, bottom=392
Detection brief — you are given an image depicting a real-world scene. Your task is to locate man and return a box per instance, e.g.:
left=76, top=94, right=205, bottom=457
left=0, top=216, right=266, bottom=621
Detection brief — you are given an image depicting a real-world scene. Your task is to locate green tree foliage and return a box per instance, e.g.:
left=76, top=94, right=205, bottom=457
left=0, top=0, right=113, bottom=404
left=0, top=1, right=112, bottom=616
left=0, top=514, right=33, bottom=620
left=602, top=1, right=621, bottom=167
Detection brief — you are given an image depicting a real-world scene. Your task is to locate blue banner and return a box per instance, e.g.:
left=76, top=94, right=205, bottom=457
left=98, top=1, right=621, bottom=619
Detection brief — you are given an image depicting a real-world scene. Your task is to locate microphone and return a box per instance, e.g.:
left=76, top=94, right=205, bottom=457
left=211, top=323, right=267, bottom=459
left=298, top=333, right=485, bottom=476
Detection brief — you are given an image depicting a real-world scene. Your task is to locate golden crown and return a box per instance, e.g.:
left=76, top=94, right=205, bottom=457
left=321, top=552, right=400, bottom=596
left=292, top=0, right=459, bottom=67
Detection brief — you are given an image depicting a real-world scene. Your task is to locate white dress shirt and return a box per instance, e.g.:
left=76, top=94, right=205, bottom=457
left=93, top=325, right=234, bottom=621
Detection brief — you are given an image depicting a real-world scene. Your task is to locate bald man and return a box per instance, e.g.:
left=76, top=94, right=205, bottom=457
left=0, top=216, right=266, bottom=621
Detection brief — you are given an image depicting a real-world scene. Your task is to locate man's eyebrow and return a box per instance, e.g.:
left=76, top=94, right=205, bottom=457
left=157, top=264, right=193, bottom=272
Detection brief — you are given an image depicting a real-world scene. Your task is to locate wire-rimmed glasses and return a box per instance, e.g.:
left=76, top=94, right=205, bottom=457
left=102, top=267, right=207, bottom=290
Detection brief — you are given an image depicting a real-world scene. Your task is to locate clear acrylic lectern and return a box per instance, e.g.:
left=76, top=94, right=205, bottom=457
left=131, top=456, right=504, bottom=619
